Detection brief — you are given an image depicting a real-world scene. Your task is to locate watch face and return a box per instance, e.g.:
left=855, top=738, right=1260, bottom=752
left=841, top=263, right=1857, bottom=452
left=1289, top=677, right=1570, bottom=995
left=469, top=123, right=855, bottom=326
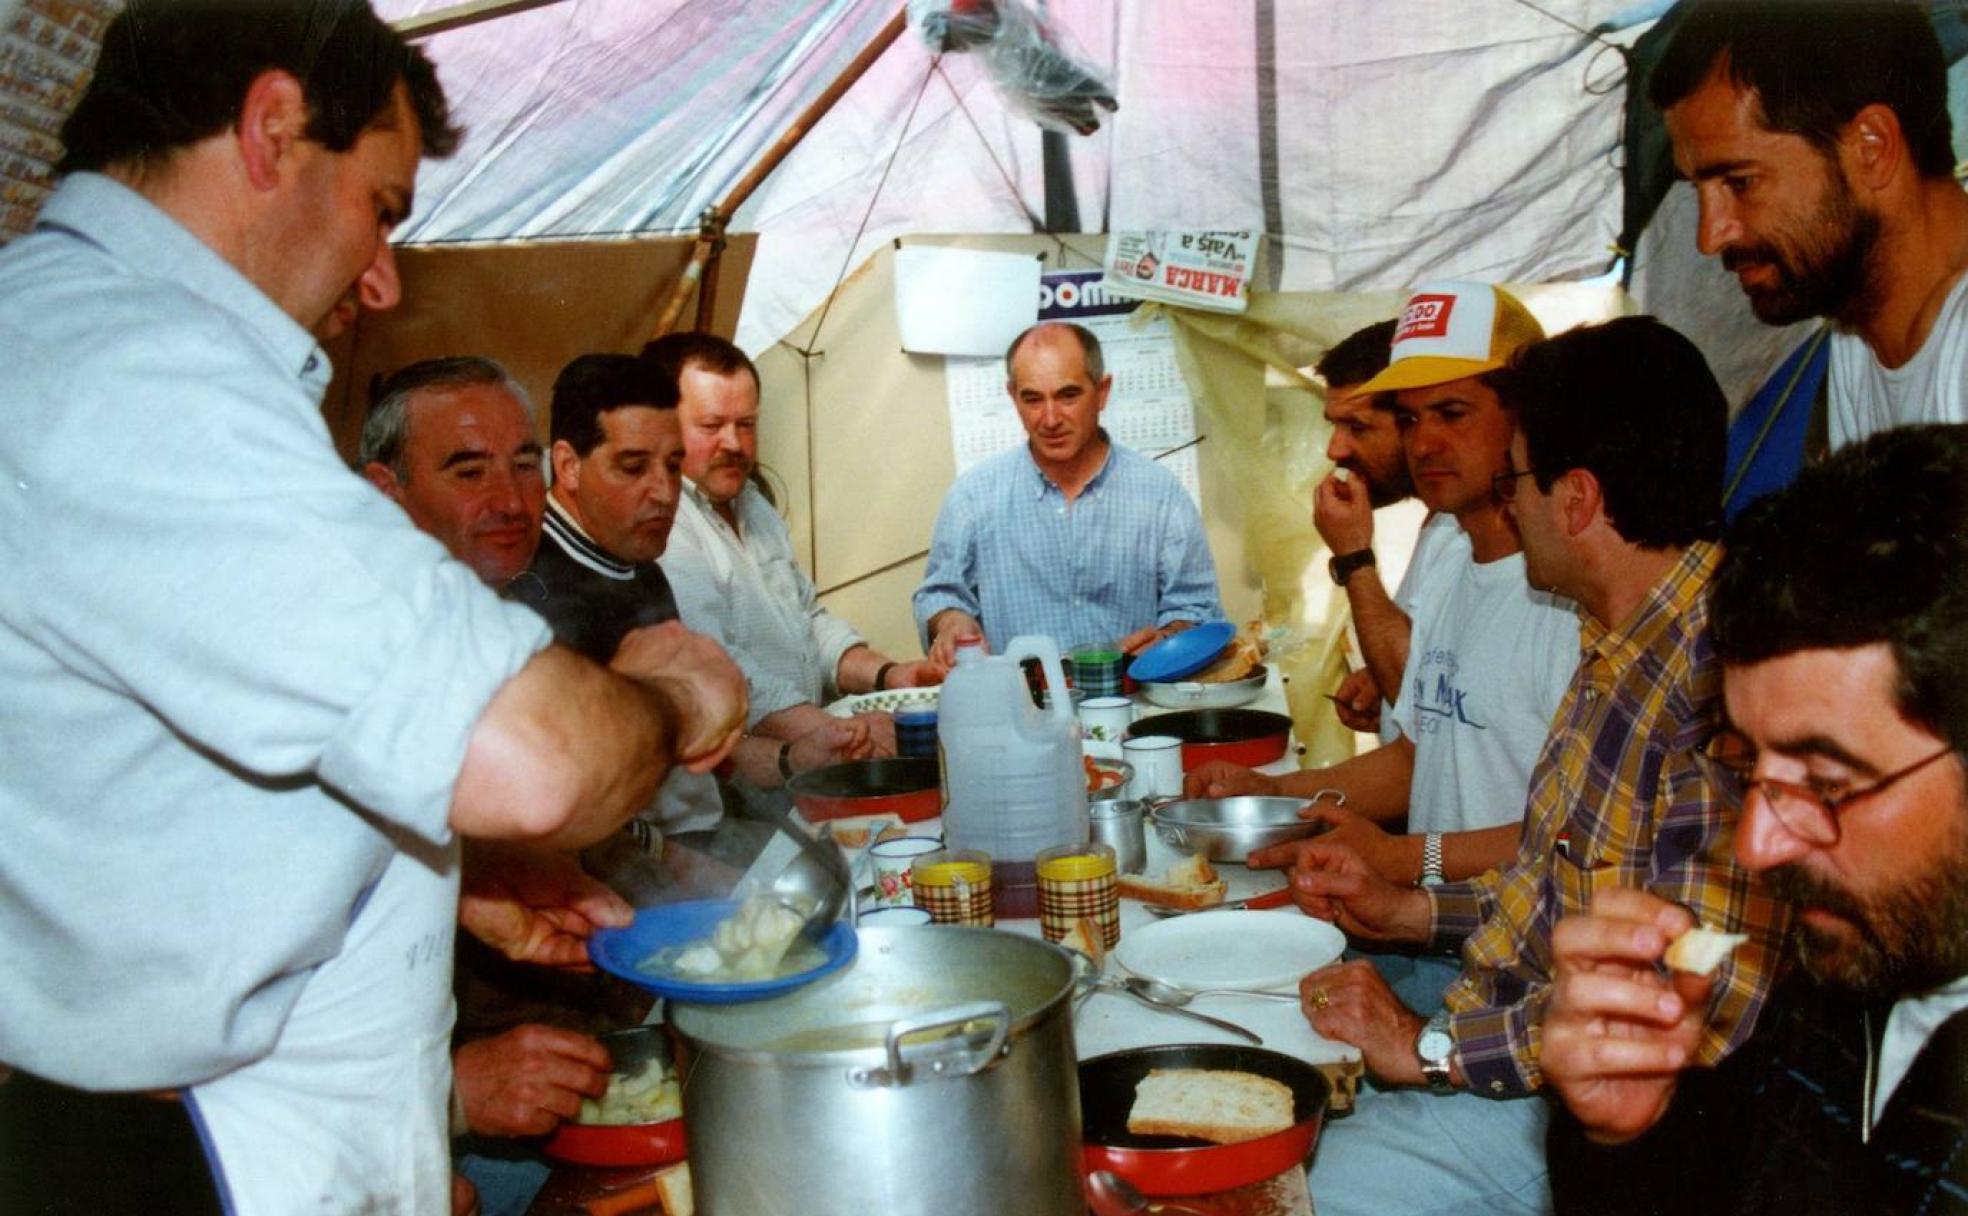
left=1419, top=1026, right=1453, bottom=1062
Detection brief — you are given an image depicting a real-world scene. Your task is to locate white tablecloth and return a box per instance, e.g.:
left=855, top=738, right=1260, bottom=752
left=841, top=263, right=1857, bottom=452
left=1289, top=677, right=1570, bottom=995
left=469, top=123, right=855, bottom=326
left=876, top=668, right=1362, bottom=1068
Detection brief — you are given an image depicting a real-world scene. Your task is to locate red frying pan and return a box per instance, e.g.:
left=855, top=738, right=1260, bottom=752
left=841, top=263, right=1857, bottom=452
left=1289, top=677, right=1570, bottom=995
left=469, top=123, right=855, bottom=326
left=1079, top=1043, right=1330, bottom=1196
left=786, top=757, right=942, bottom=823
left=1127, top=709, right=1293, bottom=772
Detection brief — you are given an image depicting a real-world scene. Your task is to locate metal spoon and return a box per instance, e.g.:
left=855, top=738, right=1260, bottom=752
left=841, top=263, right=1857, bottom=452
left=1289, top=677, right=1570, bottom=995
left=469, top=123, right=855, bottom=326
left=1085, top=1170, right=1212, bottom=1216
left=1096, top=981, right=1263, bottom=1045
left=1121, top=975, right=1300, bottom=1006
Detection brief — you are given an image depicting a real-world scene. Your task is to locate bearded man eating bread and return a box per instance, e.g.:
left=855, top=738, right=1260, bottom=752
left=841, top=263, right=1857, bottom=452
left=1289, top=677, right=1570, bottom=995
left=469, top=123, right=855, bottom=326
left=1541, top=425, right=1968, bottom=1215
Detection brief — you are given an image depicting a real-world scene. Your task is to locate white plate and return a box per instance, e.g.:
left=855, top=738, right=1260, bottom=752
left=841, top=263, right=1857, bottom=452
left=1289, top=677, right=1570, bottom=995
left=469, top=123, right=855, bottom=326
left=824, top=687, right=940, bottom=717
left=1114, top=911, right=1344, bottom=992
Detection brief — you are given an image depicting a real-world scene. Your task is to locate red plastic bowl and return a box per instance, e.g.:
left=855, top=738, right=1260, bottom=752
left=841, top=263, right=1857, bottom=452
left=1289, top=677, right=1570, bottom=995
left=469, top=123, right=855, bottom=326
left=542, top=1115, right=687, bottom=1168
left=541, top=1025, right=689, bottom=1168
left=1079, top=1043, right=1329, bottom=1196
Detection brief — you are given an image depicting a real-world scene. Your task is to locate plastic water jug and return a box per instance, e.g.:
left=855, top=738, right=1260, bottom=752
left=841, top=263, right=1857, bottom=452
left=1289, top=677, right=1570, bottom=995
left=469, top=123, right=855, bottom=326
left=939, top=634, right=1089, bottom=918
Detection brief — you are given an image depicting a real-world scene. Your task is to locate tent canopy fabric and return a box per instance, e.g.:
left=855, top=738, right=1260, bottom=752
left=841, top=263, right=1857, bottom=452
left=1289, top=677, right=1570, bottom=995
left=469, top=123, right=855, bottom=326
left=376, top=0, right=1664, bottom=353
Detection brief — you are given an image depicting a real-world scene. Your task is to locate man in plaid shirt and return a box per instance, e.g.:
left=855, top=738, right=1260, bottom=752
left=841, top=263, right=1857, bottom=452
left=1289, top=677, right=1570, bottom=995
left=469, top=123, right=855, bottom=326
left=1254, top=317, right=1789, bottom=1216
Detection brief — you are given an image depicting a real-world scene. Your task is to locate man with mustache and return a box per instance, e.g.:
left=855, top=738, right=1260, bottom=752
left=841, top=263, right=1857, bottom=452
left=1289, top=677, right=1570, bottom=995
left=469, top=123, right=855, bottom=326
left=1312, top=317, right=1457, bottom=734
left=1540, top=423, right=1968, bottom=1215
left=1654, top=2, right=1968, bottom=449
left=1279, top=316, right=1785, bottom=1216
left=914, top=321, right=1223, bottom=663
left=1189, top=284, right=1576, bottom=898
left=649, top=332, right=937, bottom=753
left=512, top=354, right=865, bottom=834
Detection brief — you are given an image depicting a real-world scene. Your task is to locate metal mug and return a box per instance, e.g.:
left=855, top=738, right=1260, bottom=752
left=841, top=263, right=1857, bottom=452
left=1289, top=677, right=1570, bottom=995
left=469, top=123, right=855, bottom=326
left=1088, top=799, right=1148, bottom=874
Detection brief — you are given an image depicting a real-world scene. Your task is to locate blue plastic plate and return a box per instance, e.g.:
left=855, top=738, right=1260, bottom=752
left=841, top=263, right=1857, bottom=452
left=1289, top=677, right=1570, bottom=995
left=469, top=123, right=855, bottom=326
left=589, top=899, right=857, bottom=1005
left=1126, top=621, right=1236, bottom=683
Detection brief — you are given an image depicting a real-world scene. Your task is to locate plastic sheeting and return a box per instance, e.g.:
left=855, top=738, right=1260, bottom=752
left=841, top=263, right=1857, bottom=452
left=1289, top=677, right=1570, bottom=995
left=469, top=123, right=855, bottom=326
left=375, top=0, right=1651, bottom=354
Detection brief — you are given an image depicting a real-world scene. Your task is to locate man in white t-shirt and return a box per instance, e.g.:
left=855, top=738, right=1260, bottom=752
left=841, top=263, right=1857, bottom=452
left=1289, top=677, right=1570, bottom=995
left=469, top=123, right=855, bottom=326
left=1653, top=2, right=1968, bottom=450
left=1188, top=283, right=1579, bottom=899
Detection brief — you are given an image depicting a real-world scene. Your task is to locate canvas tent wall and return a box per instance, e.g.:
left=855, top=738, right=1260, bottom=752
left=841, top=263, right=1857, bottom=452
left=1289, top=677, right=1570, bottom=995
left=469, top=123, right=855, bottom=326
left=9, top=1, right=1966, bottom=748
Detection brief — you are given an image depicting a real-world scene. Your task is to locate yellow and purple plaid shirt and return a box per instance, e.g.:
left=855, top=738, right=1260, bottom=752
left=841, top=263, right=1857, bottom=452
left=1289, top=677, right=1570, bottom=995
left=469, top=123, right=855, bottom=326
left=1425, top=541, right=1789, bottom=1096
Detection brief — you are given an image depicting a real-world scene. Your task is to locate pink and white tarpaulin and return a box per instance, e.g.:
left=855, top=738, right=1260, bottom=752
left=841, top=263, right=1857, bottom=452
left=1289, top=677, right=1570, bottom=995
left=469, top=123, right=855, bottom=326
left=374, top=0, right=1653, bottom=354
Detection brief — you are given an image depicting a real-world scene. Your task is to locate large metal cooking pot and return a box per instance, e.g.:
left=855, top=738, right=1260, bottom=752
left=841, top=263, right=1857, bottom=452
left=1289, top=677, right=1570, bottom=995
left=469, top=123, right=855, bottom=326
left=788, top=756, right=942, bottom=823
left=668, top=926, right=1084, bottom=1215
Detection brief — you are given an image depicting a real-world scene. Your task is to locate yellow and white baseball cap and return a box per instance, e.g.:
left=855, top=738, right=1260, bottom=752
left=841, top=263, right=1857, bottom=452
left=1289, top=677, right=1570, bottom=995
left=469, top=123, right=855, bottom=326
left=1359, top=281, right=1545, bottom=393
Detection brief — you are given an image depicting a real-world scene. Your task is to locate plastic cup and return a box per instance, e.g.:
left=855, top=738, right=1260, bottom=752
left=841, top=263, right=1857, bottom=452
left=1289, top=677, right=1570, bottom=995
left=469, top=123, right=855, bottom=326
left=910, top=849, right=994, bottom=926
left=1036, top=842, right=1119, bottom=947
left=1069, top=644, right=1126, bottom=698
left=894, top=707, right=939, bottom=760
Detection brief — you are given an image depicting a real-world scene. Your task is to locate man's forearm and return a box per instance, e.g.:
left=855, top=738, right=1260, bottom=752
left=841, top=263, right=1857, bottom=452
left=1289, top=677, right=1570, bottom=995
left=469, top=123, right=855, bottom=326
left=1275, top=736, right=1415, bottom=821
left=835, top=644, right=891, bottom=695
left=1342, top=570, right=1411, bottom=707
left=1444, top=822, right=1520, bottom=881
left=752, top=701, right=833, bottom=742
left=451, top=646, right=678, bottom=849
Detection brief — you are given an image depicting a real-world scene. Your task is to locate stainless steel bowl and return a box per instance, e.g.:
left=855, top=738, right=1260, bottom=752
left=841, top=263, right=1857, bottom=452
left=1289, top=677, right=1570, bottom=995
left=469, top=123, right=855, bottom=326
left=1087, top=756, right=1134, bottom=802
left=1138, top=665, right=1268, bottom=709
left=1148, top=795, right=1329, bottom=861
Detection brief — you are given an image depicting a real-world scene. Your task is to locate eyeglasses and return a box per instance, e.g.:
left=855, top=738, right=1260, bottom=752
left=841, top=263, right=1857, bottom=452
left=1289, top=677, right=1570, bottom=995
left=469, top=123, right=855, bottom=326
left=1710, top=738, right=1957, bottom=846
left=1491, top=466, right=1539, bottom=502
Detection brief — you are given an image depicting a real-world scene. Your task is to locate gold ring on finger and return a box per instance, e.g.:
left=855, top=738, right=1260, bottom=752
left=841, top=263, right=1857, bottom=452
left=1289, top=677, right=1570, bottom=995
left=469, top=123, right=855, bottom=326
left=1310, top=988, right=1331, bottom=1010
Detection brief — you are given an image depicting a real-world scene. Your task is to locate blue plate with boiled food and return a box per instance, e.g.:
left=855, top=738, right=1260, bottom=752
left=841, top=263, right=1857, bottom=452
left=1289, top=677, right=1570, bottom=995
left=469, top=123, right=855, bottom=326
left=589, top=898, right=857, bottom=1005
left=1126, top=621, right=1236, bottom=684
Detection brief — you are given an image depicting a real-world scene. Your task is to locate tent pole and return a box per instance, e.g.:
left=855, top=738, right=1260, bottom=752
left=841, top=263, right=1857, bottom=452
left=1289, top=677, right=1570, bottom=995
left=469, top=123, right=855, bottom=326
left=392, top=0, right=573, bottom=40
left=655, top=7, right=910, bottom=336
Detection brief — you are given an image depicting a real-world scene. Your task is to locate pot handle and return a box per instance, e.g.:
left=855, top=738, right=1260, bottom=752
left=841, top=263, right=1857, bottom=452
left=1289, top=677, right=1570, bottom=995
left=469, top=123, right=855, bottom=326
left=850, top=1001, right=1012, bottom=1089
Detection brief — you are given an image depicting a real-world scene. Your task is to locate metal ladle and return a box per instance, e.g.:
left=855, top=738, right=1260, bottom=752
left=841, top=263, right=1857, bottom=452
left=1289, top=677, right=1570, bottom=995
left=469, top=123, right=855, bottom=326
left=728, top=793, right=854, bottom=939
left=1085, top=1170, right=1211, bottom=1216
left=1121, top=976, right=1301, bottom=1006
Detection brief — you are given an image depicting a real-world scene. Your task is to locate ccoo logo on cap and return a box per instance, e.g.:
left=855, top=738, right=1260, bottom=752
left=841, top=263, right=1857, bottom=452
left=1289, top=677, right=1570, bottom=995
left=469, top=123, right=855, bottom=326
left=1361, top=281, right=1546, bottom=394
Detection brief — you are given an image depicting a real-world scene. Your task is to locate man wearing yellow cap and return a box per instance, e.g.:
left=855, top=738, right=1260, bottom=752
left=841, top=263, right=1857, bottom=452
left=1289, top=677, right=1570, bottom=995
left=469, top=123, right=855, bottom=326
left=1193, top=284, right=1578, bottom=915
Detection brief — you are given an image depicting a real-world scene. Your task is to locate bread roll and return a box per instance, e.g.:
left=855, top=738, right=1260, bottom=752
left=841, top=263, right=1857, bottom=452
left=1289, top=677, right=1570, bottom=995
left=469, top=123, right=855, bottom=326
left=1664, top=926, right=1747, bottom=976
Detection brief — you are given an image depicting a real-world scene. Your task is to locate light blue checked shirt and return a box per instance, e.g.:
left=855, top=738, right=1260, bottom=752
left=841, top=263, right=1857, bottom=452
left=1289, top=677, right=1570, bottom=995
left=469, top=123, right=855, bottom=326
left=913, top=436, right=1222, bottom=653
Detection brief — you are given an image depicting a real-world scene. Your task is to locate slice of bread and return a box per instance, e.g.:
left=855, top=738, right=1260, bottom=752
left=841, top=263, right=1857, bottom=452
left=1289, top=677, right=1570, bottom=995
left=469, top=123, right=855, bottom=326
left=654, top=1162, right=693, bottom=1216
left=1664, top=925, right=1748, bottom=976
left=1117, top=853, right=1226, bottom=910
left=1127, top=1068, right=1296, bottom=1145
left=1060, top=915, right=1107, bottom=969
left=825, top=814, right=906, bottom=849
left=1191, top=635, right=1264, bottom=684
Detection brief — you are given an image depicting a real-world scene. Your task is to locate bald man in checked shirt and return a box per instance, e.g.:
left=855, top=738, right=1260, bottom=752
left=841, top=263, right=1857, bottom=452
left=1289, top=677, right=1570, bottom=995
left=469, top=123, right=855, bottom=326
left=915, top=322, right=1222, bottom=663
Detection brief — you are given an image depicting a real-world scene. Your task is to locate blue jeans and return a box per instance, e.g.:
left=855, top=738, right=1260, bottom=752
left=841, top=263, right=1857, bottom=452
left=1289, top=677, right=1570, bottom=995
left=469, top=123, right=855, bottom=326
left=1308, top=1084, right=1552, bottom=1216
left=1345, top=948, right=1462, bottom=1015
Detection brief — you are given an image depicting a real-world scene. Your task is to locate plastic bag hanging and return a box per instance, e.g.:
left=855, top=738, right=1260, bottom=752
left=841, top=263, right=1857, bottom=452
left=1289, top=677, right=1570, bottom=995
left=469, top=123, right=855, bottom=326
left=910, top=0, right=1119, bottom=136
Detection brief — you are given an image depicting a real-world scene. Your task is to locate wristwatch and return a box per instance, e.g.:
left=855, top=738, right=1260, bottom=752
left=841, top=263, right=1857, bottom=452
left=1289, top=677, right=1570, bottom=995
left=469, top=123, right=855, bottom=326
left=1416, top=1010, right=1455, bottom=1092
left=1328, top=548, right=1376, bottom=587
left=1418, top=831, right=1445, bottom=888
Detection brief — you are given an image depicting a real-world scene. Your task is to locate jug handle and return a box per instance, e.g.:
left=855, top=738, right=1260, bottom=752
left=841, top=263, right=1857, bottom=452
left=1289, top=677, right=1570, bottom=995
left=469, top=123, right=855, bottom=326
left=1001, top=634, right=1074, bottom=731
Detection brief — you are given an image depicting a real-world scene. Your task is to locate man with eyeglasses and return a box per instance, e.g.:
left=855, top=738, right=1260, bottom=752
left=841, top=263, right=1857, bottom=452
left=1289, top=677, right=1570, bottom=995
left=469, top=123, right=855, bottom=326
left=1540, top=423, right=1968, bottom=1215
left=1281, top=316, right=1786, bottom=1216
